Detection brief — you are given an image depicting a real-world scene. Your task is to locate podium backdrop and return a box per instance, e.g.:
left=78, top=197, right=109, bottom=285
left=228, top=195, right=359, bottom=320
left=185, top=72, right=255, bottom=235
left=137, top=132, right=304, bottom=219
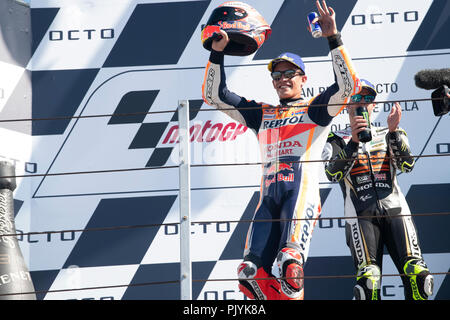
left=0, top=0, right=449, bottom=300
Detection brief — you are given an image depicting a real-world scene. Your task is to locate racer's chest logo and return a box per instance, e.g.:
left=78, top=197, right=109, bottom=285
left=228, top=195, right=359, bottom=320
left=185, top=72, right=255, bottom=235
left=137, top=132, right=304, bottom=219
left=258, top=121, right=317, bottom=145
left=262, top=114, right=305, bottom=129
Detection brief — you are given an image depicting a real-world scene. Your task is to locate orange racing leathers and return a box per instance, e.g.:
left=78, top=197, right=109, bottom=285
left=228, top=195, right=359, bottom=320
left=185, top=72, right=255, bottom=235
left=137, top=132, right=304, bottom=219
left=202, top=33, right=360, bottom=299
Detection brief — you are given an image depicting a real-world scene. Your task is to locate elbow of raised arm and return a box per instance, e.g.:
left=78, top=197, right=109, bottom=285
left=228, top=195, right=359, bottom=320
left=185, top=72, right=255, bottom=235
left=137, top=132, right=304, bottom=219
left=202, top=91, right=212, bottom=106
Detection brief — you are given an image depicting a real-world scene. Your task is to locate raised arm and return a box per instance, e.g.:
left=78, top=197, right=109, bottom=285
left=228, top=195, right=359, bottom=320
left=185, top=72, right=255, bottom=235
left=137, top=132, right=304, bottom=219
left=385, top=102, right=415, bottom=173
left=202, top=30, right=263, bottom=133
left=307, top=1, right=360, bottom=126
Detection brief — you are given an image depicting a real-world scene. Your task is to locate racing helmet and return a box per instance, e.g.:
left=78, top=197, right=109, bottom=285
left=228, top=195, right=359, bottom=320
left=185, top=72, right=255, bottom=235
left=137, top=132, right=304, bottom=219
left=201, top=2, right=272, bottom=56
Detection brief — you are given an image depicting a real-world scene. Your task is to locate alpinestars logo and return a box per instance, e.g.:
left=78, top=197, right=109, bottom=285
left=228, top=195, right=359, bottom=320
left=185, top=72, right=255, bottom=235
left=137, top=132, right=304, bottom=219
left=333, top=54, right=353, bottom=99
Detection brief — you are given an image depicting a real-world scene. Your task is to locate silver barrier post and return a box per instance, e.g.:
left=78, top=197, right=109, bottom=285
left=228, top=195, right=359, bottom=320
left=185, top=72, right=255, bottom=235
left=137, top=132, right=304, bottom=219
left=178, top=100, right=192, bottom=300
left=0, top=161, right=36, bottom=300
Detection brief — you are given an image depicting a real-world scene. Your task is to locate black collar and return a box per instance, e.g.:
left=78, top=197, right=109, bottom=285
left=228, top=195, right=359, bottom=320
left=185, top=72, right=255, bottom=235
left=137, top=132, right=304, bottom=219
left=279, top=97, right=305, bottom=106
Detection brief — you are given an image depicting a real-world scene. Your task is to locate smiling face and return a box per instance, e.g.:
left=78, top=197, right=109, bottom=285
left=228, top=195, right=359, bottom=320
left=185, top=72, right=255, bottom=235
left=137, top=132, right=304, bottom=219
left=271, top=61, right=307, bottom=100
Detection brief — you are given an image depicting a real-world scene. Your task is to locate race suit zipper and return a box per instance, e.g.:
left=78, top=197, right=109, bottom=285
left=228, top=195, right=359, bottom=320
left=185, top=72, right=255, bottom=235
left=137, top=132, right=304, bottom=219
left=363, top=145, right=383, bottom=223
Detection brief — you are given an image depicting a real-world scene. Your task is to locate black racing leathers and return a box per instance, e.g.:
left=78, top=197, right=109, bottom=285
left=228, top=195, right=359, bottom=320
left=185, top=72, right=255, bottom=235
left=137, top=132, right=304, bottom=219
left=322, top=126, right=430, bottom=299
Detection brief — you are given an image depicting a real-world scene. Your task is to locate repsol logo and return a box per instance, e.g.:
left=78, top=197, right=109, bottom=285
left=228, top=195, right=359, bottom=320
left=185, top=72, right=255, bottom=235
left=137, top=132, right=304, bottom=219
left=299, top=204, right=316, bottom=251
left=49, top=28, right=115, bottom=41
left=263, top=115, right=305, bottom=129
left=351, top=11, right=419, bottom=25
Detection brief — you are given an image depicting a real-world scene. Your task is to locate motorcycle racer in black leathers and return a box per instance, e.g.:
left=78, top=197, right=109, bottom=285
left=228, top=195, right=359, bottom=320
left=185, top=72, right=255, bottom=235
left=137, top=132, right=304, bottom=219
left=322, top=80, right=434, bottom=300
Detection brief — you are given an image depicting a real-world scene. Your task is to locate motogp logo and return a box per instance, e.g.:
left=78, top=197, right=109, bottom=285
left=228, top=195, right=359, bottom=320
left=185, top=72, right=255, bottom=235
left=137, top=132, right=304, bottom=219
left=162, top=121, right=247, bottom=144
